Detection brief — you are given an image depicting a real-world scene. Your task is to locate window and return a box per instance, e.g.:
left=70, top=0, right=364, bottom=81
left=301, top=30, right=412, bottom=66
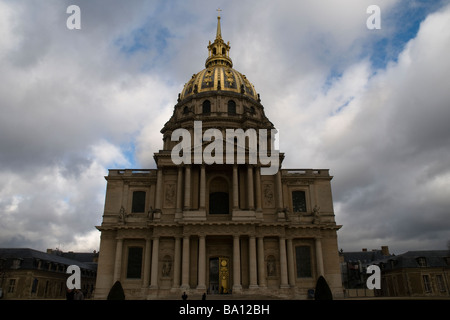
left=126, top=247, right=143, bottom=279
left=132, top=191, right=146, bottom=213
left=183, top=106, right=189, bottom=114
left=12, top=259, right=21, bottom=269
left=296, top=246, right=312, bottom=278
left=436, top=275, right=446, bottom=292
left=209, top=177, right=229, bottom=214
left=292, top=191, right=307, bottom=212
left=202, top=100, right=211, bottom=114
left=209, top=192, right=229, bottom=214
left=416, top=257, right=427, bottom=267
left=31, top=278, right=38, bottom=293
left=228, top=100, right=236, bottom=115
left=8, top=279, right=16, bottom=293
left=423, top=275, right=432, bottom=293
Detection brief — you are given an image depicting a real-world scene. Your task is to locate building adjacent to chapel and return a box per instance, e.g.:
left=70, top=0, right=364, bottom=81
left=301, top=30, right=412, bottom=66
left=94, top=15, right=343, bottom=299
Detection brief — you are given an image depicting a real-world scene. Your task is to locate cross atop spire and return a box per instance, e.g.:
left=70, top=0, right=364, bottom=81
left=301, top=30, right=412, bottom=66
left=216, top=8, right=222, bottom=40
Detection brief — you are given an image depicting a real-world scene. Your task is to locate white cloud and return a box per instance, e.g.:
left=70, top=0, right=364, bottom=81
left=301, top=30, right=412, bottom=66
left=0, top=0, right=449, bottom=255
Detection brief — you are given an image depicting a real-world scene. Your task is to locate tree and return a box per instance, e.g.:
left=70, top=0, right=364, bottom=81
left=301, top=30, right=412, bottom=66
left=314, top=276, right=333, bottom=300
left=107, top=281, right=125, bottom=300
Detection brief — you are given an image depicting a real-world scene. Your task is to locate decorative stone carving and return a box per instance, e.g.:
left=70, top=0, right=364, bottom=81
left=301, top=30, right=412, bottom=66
left=164, top=183, right=176, bottom=208
left=263, top=183, right=274, bottom=208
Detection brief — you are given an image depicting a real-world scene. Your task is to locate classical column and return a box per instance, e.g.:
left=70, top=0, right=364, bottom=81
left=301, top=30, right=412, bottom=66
left=181, top=235, right=190, bottom=289
left=257, top=237, right=267, bottom=288
left=172, top=236, right=181, bottom=289
left=247, top=166, right=254, bottom=210
left=249, top=236, right=258, bottom=288
left=113, top=238, right=123, bottom=282
left=183, top=165, right=191, bottom=210
left=279, top=237, right=289, bottom=288
left=143, top=238, right=152, bottom=287
left=232, top=235, right=242, bottom=291
left=197, top=235, right=206, bottom=290
left=255, top=166, right=262, bottom=212
left=315, top=237, right=324, bottom=277
left=155, top=169, right=163, bottom=210
left=286, top=238, right=296, bottom=287
left=199, top=165, right=206, bottom=210
left=276, top=170, right=283, bottom=211
left=150, top=237, right=159, bottom=289
left=232, top=165, right=239, bottom=209
left=176, top=167, right=183, bottom=213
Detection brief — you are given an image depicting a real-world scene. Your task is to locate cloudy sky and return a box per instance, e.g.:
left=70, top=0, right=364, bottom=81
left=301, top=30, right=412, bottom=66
left=1, top=0, right=449, bottom=255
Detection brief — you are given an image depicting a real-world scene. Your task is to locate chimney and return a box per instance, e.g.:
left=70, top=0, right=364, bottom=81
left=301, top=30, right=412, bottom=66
left=381, top=246, right=390, bottom=255
left=362, top=248, right=367, bottom=252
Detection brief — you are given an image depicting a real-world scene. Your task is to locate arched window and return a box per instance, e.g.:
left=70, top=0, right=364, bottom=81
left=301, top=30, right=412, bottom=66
left=228, top=100, right=236, bottom=115
left=132, top=191, right=146, bottom=213
left=183, top=106, right=189, bottom=114
left=202, top=100, right=211, bottom=114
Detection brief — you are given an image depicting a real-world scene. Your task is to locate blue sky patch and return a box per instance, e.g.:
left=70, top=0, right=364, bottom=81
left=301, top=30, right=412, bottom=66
left=368, top=0, right=447, bottom=70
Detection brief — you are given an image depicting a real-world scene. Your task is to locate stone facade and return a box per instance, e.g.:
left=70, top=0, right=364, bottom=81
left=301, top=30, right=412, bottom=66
left=94, top=15, right=343, bottom=300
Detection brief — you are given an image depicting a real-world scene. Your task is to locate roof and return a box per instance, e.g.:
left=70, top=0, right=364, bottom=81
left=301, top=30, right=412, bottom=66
left=342, top=249, right=391, bottom=264
left=0, top=248, right=97, bottom=271
left=375, top=250, right=450, bottom=270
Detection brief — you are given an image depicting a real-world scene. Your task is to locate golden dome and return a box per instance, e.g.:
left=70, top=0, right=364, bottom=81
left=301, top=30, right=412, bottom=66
left=179, top=14, right=259, bottom=102
left=180, top=66, right=259, bottom=101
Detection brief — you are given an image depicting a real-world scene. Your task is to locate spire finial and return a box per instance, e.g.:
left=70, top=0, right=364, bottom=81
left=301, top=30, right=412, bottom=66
left=206, top=9, right=232, bottom=68
left=216, top=8, right=222, bottom=39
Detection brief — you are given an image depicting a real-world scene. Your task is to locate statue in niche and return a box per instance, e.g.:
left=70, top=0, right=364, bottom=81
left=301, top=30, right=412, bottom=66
left=162, top=256, right=172, bottom=277
left=267, top=256, right=276, bottom=276
left=312, top=205, right=321, bottom=224
left=118, top=206, right=127, bottom=225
